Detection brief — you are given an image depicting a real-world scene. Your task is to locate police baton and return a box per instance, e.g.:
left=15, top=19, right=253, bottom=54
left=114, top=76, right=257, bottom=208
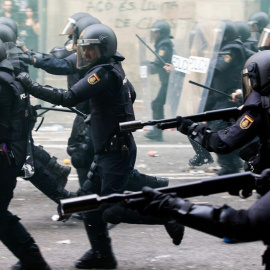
left=35, top=105, right=88, bottom=119
left=189, top=80, right=232, bottom=98
left=136, top=34, right=166, bottom=66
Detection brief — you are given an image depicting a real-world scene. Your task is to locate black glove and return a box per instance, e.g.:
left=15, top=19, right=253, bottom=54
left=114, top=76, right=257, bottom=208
left=16, top=72, right=34, bottom=88
left=19, top=52, right=35, bottom=65
left=125, top=186, right=186, bottom=219
left=176, top=116, right=195, bottom=135
left=257, top=169, right=270, bottom=196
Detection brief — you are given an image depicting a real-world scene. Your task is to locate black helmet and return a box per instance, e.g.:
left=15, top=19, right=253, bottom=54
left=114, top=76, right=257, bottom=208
left=72, top=16, right=101, bottom=45
left=49, top=40, right=74, bottom=59
left=257, top=23, right=270, bottom=51
left=0, top=17, right=18, bottom=37
left=0, top=38, right=13, bottom=70
left=242, top=50, right=270, bottom=100
left=234, top=21, right=251, bottom=42
left=59, top=12, right=92, bottom=36
left=0, top=24, right=16, bottom=43
left=150, top=20, right=172, bottom=43
left=76, top=24, right=117, bottom=69
left=248, top=11, right=270, bottom=33
left=221, top=20, right=238, bottom=43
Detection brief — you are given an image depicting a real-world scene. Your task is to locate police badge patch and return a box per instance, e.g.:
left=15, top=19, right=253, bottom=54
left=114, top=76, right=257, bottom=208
left=87, top=73, right=100, bottom=85
left=158, top=49, right=165, bottom=56
left=224, top=54, right=232, bottom=63
left=239, top=115, right=254, bottom=129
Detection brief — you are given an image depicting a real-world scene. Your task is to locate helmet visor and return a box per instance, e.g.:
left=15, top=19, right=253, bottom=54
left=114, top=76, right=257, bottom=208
left=76, top=39, right=102, bottom=69
left=258, top=27, right=270, bottom=50
left=242, top=68, right=252, bottom=101
left=59, top=18, right=76, bottom=35
left=150, top=28, right=160, bottom=43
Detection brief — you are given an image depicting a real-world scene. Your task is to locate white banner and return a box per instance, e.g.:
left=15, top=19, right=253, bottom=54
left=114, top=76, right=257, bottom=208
left=172, top=55, right=210, bottom=74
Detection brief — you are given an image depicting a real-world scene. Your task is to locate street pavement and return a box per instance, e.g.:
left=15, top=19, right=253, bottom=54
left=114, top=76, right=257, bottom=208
left=0, top=110, right=266, bottom=270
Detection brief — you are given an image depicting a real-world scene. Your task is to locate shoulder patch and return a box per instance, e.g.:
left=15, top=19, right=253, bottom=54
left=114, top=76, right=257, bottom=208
left=65, top=43, right=73, bottom=51
left=239, top=115, right=254, bottom=129
left=158, top=49, right=165, bottom=56
left=224, top=54, right=232, bottom=63
left=87, top=73, right=100, bottom=85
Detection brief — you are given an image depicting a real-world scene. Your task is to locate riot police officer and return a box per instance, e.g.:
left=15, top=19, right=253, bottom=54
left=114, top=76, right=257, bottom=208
left=19, top=14, right=169, bottom=200
left=248, top=11, right=270, bottom=41
left=127, top=50, right=270, bottom=270
left=0, top=39, right=51, bottom=270
left=17, top=23, right=185, bottom=269
left=144, top=20, right=174, bottom=142
left=234, top=20, right=258, bottom=53
left=0, top=21, right=73, bottom=218
left=202, top=20, right=246, bottom=175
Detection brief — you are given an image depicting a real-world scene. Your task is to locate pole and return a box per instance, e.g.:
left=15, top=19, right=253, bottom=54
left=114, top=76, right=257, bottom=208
left=189, top=80, right=232, bottom=98
left=136, top=34, right=166, bottom=65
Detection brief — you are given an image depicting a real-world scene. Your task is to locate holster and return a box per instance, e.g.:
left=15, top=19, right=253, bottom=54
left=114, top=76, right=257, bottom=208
left=99, top=133, right=133, bottom=156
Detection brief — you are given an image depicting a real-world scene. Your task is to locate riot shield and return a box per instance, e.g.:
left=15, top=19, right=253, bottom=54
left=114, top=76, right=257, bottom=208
left=174, top=21, right=225, bottom=116
left=165, top=20, right=195, bottom=118
left=138, top=36, right=161, bottom=121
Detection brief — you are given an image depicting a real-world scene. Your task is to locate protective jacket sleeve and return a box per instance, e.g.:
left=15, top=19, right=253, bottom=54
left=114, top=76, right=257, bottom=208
left=34, top=53, right=77, bottom=75
left=170, top=190, right=270, bottom=243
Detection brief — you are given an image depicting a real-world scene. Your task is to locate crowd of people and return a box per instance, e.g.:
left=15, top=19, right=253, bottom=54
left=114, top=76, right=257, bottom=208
left=0, top=2, right=270, bottom=269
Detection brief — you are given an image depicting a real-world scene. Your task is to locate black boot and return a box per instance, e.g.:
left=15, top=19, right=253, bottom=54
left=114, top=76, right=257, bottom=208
left=189, top=139, right=214, bottom=166
left=164, top=220, right=185, bottom=245
left=33, top=145, right=71, bottom=189
left=75, top=233, right=117, bottom=269
left=126, top=169, right=169, bottom=191
left=11, top=260, right=51, bottom=270
left=11, top=242, right=51, bottom=270
left=216, top=151, right=242, bottom=176
left=144, top=127, right=163, bottom=142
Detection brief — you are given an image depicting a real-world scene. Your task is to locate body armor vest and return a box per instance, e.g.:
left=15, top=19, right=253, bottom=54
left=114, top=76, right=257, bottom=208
left=88, top=61, right=135, bottom=152
left=0, top=71, right=29, bottom=141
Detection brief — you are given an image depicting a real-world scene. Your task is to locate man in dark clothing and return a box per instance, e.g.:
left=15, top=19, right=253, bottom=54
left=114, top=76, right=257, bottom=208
left=0, top=38, right=51, bottom=270
left=20, top=15, right=169, bottom=199
left=199, top=20, right=246, bottom=175
left=248, top=11, right=270, bottom=41
left=234, top=20, right=258, bottom=54
left=17, top=24, right=184, bottom=269
left=144, top=20, right=174, bottom=142
left=125, top=50, right=270, bottom=270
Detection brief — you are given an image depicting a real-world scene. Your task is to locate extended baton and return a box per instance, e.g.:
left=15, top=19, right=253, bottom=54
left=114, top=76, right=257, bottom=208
left=136, top=34, right=166, bottom=65
left=189, top=80, right=232, bottom=98
left=35, top=105, right=88, bottom=119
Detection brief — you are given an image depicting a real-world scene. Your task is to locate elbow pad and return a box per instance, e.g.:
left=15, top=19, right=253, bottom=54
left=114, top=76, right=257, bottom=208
left=29, top=83, right=76, bottom=107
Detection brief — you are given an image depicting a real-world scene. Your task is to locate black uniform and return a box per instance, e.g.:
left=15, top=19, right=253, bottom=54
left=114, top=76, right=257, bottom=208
left=32, top=51, right=169, bottom=191
left=203, top=39, right=247, bottom=175
left=126, top=91, right=270, bottom=269
left=0, top=64, right=50, bottom=269
left=127, top=49, right=270, bottom=270
left=149, top=37, right=174, bottom=121
left=193, top=91, right=268, bottom=165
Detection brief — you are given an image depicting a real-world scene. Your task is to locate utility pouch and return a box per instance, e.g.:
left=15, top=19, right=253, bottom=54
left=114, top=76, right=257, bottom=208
left=0, top=143, right=12, bottom=167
